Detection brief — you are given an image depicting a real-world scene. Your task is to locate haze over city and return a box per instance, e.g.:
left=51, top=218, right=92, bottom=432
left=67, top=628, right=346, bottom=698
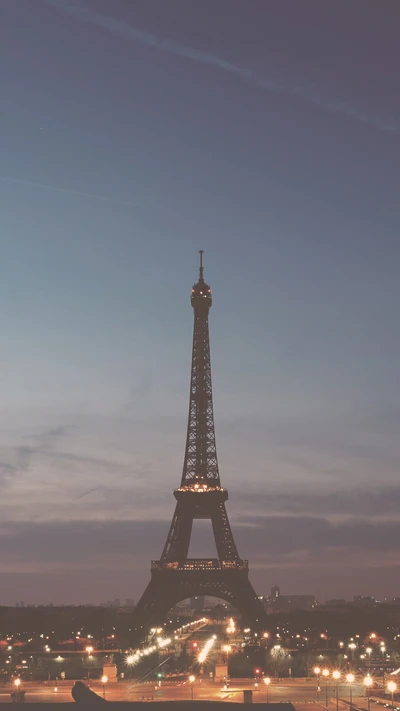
left=2, top=0, right=400, bottom=605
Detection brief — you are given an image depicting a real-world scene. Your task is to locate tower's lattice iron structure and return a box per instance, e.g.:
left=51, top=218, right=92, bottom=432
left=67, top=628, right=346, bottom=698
left=132, top=252, right=268, bottom=638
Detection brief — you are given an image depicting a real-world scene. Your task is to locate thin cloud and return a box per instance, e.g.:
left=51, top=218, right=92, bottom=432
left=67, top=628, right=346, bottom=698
left=46, top=0, right=400, bottom=134
left=234, top=486, right=400, bottom=519
left=0, top=176, right=137, bottom=207
left=1, top=516, right=399, bottom=567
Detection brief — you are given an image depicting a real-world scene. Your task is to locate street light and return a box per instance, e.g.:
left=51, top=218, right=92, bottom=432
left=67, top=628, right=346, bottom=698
left=264, top=677, right=271, bottom=703
left=366, top=647, right=372, bottom=670
left=346, top=673, right=355, bottom=710
left=223, top=644, right=231, bottom=675
left=387, top=681, right=397, bottom=711
left=364, top=676, right=373, bottom=711
left=348, top=643, right=357, bottom=661
left=332, top=671, right=341, bottom=711
left=322, top=669, right=330, bottom=706
left=314, top=667, right=321, bottom=702
left=189, top=675, right=196, bottom=700
left=13, top=679, right=21, bottom=688
left=101, top=675, right=108, bottom=699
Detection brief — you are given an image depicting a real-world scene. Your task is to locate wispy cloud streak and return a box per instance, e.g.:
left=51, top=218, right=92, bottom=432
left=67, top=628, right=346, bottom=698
left=46, top=0, right=400, bottom=134
left=0, top=176, right=137, bottom=207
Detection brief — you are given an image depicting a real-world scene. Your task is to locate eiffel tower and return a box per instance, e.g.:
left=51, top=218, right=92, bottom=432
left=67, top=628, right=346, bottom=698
left=132, top=252, right=268, bottom=640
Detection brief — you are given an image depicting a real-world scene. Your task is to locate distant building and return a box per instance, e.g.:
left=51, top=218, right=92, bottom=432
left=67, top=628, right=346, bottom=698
left=271, top=585, right=280, bottom=600
left=106, top=598, right=120, bottom=608
left=325, top=599, right=346, bottom=607
left=272, top=594, right=315, bottom=611
left=353, top=596, right=375, bottom=606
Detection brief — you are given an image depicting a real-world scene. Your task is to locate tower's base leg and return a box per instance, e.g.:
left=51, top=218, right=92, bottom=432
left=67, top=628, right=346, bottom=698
left=131, top=570, right=268, bottom=645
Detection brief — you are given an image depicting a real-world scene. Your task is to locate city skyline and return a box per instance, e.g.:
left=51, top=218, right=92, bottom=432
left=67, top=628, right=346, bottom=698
left=1, top=0, right=400, bottom=604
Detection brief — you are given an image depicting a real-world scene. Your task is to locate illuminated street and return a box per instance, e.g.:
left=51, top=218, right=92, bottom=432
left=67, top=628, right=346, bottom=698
left=0, top=678, right=370, bottom=704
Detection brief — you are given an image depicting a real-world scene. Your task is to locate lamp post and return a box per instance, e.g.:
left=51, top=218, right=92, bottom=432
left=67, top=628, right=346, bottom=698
left=366, top=648, right=372, bottom=670
left=364, top=676, right=373, bottom=711
left=332, top=670, right=341, bottom=711
left=189, top=675, right=196, bottom=700
left=101, top=675, right=108, bottom=699
left=322, top=669, right=330, bottom=706
left=223, top=644, right=231, bottom=672
left=348, top=643, right=356, bottom=662
left=387, top=681, right=397, bottom=711
left=264, top=677, right=271, bottom=703
left=314, top=667, right=321, bottom=702
left=126, top=654, right=135, bottom=679
left=346, top=673, right=355, bottom=710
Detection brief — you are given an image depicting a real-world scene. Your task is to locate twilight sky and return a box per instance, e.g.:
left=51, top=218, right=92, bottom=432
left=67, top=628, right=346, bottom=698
left=1, top=0, right=400, bottom=605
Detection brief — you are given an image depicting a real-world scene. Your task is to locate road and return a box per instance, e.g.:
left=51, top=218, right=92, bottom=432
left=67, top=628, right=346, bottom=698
left=0, top=679, right=367, bottom=704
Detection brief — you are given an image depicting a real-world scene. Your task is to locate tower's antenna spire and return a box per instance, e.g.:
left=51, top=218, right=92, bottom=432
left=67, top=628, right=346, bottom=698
left=199, top=249, right=204, bottom=281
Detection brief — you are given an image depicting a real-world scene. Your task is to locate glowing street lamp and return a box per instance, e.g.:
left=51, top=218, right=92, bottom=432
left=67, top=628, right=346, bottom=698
left=189, top=675, right=196, bottom=700
left=387, top=681, right=397, bottom=711
left=13, top=679, right=21, bottom=688
left=264, top=677, right=271, bottom=703
left=86, top=646, right=93, bottom=655
left=314, top=668, right=321, bottom=702
left=364, top=675, right=373, bottom=711
left=348, top=642, right=357, bottom=661
left=322, top=669, right=330, bottom=706
left=346, top=673, right=355, bottom=710
left=101, top=675, right=108, bottom=699
left=333, top=671, right=341, bottom=711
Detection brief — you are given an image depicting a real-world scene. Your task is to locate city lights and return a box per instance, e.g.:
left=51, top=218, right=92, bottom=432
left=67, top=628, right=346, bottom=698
left=198, top=636, right=216, bottom=664
left=226, top=617, right=236, bottom=634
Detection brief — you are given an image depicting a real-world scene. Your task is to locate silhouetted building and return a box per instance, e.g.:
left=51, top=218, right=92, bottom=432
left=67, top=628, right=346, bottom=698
left=353, top=595, right=375, bottom=606
left=272, top=594, right=315, bottom=612
left=271, top=585, right=280, bottom=600
left=105, top=598, right=120, bottom=608
left=325, top=599, right=346, bottom=607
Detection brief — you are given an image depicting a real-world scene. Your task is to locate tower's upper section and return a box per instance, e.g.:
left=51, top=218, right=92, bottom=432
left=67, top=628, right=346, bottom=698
left=181, top=251, right=220, bottom=487
left=191, top=250, right=212, bottom=310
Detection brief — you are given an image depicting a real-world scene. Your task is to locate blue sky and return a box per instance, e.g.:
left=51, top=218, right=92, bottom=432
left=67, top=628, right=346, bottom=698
left=1, top=0, right=400, bottom=605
